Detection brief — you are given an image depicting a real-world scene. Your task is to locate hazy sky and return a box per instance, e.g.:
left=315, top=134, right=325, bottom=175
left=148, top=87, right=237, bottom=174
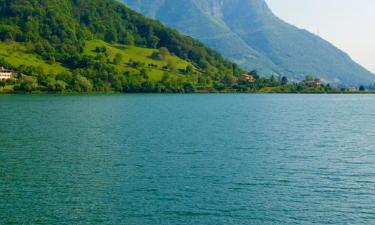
left=265, top=0, right=375, bottom=74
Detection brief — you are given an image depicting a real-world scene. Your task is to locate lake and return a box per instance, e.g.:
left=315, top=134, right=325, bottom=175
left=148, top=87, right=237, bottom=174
left=0, top=94, right=374, bottom=224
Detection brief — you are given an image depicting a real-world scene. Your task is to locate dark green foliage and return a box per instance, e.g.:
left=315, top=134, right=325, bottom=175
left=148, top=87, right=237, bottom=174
left=18, top=76, right=38, bottom=92
left=185, top=65, right=193, bottom=75
left=150, top=51, right=161, bottom=60
left=281, top=76, right=288, bottom=85
left=158, top=47, right=169, bottom=60
left=304, top=75, right=314, bottom=82
left=113, top=53, right=123, bottom=65
left=166, top=59, right=177, bottom=73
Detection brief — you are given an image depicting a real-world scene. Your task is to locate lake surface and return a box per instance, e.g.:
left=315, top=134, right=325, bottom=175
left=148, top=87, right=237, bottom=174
left=0, top=94, right=374, bottom=224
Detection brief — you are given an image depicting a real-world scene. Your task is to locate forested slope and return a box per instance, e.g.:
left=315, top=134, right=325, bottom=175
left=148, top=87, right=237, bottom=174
left=0, top=0, right=242, bottom=92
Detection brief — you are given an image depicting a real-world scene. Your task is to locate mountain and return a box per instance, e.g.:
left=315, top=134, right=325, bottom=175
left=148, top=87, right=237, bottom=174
left=0, top=0, right=242, bottom=93
left=122, top=0, right=375, bottom=86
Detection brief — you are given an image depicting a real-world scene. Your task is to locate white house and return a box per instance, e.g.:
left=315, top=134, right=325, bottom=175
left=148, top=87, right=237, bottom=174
left=0, top=67, right=17, bottom=80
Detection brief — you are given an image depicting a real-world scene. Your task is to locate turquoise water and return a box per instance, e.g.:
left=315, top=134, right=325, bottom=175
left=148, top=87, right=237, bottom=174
left=0, top=94, right=374, bottom=224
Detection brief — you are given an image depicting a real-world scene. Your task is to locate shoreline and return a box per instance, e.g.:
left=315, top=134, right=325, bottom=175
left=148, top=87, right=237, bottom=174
left=1, top=91, right=375, bottom=95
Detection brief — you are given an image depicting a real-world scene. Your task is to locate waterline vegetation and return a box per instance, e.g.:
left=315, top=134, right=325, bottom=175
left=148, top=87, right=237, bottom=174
left=0, top=62, right=370, bottom=94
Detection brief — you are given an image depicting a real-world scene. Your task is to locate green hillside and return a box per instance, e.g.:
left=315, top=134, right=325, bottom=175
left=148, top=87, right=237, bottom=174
left=0, top=0, right=242, bottom=93
left=0, top=40, right=362, bottom=94
left=0, top=39, right=205, bottom=93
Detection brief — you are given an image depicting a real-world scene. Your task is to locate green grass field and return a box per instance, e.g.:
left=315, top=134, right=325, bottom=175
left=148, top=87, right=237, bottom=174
left=0, top=42, right=68, bottom=75
left=84, top=40, right=198, bottom=81
left=0, top=40, right=198, bottom=81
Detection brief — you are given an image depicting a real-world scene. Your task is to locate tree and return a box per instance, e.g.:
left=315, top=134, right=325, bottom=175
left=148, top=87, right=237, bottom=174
left=140, top=69, right=149, bottom=79
left=183, top=82, right=195, bottom=93
left=113, top=53, right=123, bottom=65
left=359, top=85, right=366, bottom=91
left=150, top=51, right=161, bottom=60
left=20, top=76, right=38, bottom=92
left=305, top=75, right=314, bottom=82
left=222, top=74, right=236, bottom=87
left=248, top=70, right=259, bottom=79
left=323, top=83, right=332, bottom=92
left=167, top=59, right=177, bottom=73
left=124, top=33, right=135, bottom=45
left=55, top=80, right=67, bottom=92
left=161, top=72, right=170, bottom=83
left=47, top=56, right=56, bottom=65
left=213, top=81, right=225, bottom=91
left=46, top=77, right=57, bottom=91
left=185, top=65, right=193, bottom=75
left=149, top=35, right=160, bottom=49
left=0, top=24, right=21, bottom=41
left=73, top=75, right=93, bottom=92
left=95, top=46, right=107, bottom=53
left=269, top=75, right=279, bottom=87
left=281, top=76, right=288, bottom=85
left=159, top=47, right=170, bottom=60
left=55, top=72, right=73, bottom=84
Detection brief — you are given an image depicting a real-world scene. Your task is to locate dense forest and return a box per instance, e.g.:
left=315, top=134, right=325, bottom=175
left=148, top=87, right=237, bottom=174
left=0, top=0, right=244, bottom=93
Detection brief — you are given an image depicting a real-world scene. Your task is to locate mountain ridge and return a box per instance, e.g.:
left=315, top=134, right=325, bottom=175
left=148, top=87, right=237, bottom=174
left=122, top=0, right=375, bottom=86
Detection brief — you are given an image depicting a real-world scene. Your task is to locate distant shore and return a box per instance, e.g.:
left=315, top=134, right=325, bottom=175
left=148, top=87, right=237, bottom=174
left=1, top=90, right=375, bottom=95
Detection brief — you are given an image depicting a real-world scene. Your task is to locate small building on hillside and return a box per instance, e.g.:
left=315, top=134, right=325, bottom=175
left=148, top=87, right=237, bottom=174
left=304, top=79, right=322, bottom=87
left=238, top=74, right=255, bottom=83
left=0, top=67, right=17, bottom=80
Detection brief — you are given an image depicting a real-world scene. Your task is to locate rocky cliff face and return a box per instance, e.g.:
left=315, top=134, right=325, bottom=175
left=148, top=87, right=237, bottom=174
left=193, top=0, right=224, bottom=18
left=122, top=0, right=375, bottom=86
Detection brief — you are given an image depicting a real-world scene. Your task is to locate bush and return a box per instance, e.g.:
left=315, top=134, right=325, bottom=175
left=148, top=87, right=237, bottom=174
left=73, top=75, right=93, bottom=92
left=159, top=47, right=170, bottom=60
left=20, top=76, right=38, bottom=92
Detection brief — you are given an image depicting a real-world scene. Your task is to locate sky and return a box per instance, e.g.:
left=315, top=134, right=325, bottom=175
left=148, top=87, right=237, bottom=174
left=265, top=0, right=375, bottom=74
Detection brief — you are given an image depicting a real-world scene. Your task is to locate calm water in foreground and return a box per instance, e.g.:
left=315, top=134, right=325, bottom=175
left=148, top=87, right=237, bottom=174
left=0, top=94, right=374, bottom=224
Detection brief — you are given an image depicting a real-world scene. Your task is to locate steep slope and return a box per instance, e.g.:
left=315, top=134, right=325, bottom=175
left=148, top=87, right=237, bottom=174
left=0, top=0, right=242, bottom=93
left=123, top=0, right=282, bottom=76
left=122, top=0, right=375, bottom=86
